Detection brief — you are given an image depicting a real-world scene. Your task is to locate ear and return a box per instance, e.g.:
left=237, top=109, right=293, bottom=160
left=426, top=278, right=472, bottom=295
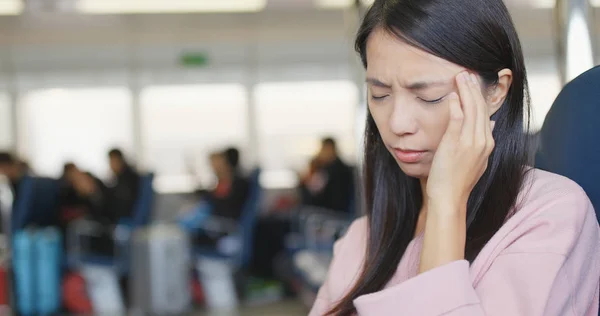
left=487, top=68, right=513, bottom=116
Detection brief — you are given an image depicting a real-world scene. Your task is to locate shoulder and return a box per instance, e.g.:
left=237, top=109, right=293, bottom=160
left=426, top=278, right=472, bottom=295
left=338, top=216, right=369, bottom=253
left=326, top=216, right=369, bottom=297
left=517, top=168, right=592, bottom=227
left=490, top=168, right=598, bottom=256
left=519, top=168, right=588, bottom=205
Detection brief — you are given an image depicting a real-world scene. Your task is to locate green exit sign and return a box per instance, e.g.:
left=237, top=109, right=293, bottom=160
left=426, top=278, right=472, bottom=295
left=180, top=53, right=209, bottom=67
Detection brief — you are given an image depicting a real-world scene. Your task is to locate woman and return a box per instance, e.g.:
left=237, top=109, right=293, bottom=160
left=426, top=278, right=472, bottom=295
left=310, top=0, right=600, bottom=315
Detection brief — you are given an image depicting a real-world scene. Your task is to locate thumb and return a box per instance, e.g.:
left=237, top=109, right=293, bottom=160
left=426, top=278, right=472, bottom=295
left=444, top=92, right=464, bottom=139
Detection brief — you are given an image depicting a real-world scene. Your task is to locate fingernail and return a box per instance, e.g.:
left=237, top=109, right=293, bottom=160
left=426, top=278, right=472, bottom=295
left=490, top=121, right=496, bottom=130
left=458, top=72, right=467, bottom=83
left=448, top=92, right=458, bottom=99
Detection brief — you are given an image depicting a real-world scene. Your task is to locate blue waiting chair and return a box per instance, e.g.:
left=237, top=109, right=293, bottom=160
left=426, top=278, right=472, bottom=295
left=535, top=66, right=600, bottom=226
left=115, top=172, right=155, bottom=229
left=285, top=207, right=351, bottom=304
left=11, top=176, right=36, bottom=233
left=535, top=66, right=600, bottom=316
left=194, top=169, right=262, bottom=270
left=12, top=176, right=62, bottom=232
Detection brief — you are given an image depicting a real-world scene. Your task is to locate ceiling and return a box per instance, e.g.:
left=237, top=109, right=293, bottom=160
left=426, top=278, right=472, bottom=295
left=0, top=1, right=597, bottom=80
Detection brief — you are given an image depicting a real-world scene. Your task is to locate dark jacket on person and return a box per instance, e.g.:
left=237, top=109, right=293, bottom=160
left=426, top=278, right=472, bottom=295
left=108, top=166, right=140, bottom=222
left=302, top=158, right=354, bottom=214
left=208, top=175, right=250, bottom=221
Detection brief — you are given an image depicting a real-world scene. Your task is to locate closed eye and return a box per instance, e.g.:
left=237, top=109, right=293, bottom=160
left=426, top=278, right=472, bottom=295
left=371, top=95, right=389, bottom=101
left=419, top=96, right=445, bottom=104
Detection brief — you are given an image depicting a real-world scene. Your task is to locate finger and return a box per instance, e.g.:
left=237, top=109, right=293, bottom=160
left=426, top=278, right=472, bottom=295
left=442, top=92, right=464, bottom=142
left=468, top=74, right=495, bottom=151
left=456, top=72, right=477, bottom=141
left=468, top=73, right=491, bottom=141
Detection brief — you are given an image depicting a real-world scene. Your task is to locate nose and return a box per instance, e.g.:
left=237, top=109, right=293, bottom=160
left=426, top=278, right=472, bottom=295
left=389, top=97, right=418, bottom=136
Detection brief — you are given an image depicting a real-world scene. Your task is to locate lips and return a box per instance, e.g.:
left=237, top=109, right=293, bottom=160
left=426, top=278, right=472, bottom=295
left=392, top=148, right=427, bottom=163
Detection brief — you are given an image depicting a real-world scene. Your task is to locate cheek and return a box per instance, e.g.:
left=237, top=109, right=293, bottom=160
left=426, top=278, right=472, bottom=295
left=423, top=105, right=451, bottom=149
left=368, top=104, right=390, bottom=138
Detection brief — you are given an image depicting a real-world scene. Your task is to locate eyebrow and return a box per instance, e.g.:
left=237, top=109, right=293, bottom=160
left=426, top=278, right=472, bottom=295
left=366, top=77, right=452, bottom=90
left=366, top=78, right=392, bottom=88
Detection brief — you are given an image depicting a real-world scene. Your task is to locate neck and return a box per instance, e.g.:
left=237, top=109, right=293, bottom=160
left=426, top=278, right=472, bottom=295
left=419, top=177, right=428, bottom=213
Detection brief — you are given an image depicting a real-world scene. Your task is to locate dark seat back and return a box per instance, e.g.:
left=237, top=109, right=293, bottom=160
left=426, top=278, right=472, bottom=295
left=535, top=66, right=600, bottom=225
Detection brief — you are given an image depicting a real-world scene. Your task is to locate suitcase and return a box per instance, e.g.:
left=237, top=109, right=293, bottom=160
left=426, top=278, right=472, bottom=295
left=130, top=224, right=191, bottom=315
left=196, top=257, right=239, bottom=310
left=13, top=228, right=62, bottom=316
left=13, top=230, right=36, bottom=315
left=34, top=228, right=62, bottom=315
left=82, top=265, right=125, bottom=315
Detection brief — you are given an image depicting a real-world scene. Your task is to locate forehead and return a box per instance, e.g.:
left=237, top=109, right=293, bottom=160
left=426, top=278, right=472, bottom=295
left=365, top=28, right=464, bottom=84
left=211, top=154, right=225, bottom=161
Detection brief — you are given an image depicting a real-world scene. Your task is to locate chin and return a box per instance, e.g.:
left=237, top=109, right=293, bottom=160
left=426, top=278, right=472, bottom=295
left=396, top=162, right=430, bottom=179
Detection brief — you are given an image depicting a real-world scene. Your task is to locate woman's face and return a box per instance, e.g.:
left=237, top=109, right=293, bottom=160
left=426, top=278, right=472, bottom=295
left=366, top=28, right=469, bottom=179
left=210, top=154, right=230, bottom=177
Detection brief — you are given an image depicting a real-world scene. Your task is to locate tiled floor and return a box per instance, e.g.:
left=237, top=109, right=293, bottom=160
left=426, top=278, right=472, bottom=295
left=196, top=300, right=307, bottom=316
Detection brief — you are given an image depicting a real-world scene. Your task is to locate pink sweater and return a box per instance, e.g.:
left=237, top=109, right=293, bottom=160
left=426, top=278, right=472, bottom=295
left=309, top=169, right=600, bottom=316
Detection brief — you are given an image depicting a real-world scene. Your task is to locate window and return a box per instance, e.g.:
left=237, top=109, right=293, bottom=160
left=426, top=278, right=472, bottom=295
left=140, top=84, right=248, bottom=193
left=254, top=80, right=358, bottom=188
left=0, top=93, right=13, bottom=150
left=20, top=87, right=134, bottom=178
left=527, top=70, right=562, bottom=132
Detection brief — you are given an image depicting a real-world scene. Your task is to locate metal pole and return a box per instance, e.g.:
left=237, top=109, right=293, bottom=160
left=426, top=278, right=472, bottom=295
left=127, top=19, right=143, bottom=168
left=555, top=0, right=596, bottom=84
left=244, top=23, right=260, bottom=170
left=346, top=0, right=367, bottom=165
left=346, top=0, right=369, bottom=216
left=9, top=86, right=18, bottom=154
left=3, top=45, right=19, bottom=154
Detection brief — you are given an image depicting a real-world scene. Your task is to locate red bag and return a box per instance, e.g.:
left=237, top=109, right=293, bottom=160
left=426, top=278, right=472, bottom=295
left=191, top=277, right=205, bottom=305
left=61, top=207, right=86, bottom=224
left=63, top=272, right=93, bottom=314
left=0, top=266, right=7, bottom=306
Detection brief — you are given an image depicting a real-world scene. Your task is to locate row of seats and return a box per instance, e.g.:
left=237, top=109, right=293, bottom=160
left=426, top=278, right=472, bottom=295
left=6, top=168, right=264, bottom=311
left=11, top=173, right=155, bottom=234
left=12, top=168, right=264, bottom=273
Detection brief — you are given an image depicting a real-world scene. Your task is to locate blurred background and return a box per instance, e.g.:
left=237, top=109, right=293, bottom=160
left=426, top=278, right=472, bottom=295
left=0, top=0, right=597, bottom=315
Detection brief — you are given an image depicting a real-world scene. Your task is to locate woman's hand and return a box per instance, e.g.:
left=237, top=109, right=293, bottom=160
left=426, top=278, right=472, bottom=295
left=419, top=71, right=495, bottom=273
left=426, top=71, right=496, bottom=212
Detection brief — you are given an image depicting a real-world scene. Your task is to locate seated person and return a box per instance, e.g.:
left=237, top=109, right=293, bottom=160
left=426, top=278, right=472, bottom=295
left=58, top=163, right=88, bottom=222
left=180, top=150, right=250, bottom=248
left=299, top=138, right=354, bottom=214
left=60, top=165, right=111, bottom=224
left=69, top=169, right=115, bottom=256
left=206, top=151, right=249, bottom=221
left=107, top=148, right=140, bottom=223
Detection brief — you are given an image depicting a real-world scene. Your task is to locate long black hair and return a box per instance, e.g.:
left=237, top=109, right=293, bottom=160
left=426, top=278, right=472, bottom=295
left=328, top=0, right=530, bottom=315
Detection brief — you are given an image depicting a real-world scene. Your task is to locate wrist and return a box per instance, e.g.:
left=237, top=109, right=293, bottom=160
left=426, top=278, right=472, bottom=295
left=427, top=197, right=467, bottom=216
left=419, top=202, right=467, bottom=273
